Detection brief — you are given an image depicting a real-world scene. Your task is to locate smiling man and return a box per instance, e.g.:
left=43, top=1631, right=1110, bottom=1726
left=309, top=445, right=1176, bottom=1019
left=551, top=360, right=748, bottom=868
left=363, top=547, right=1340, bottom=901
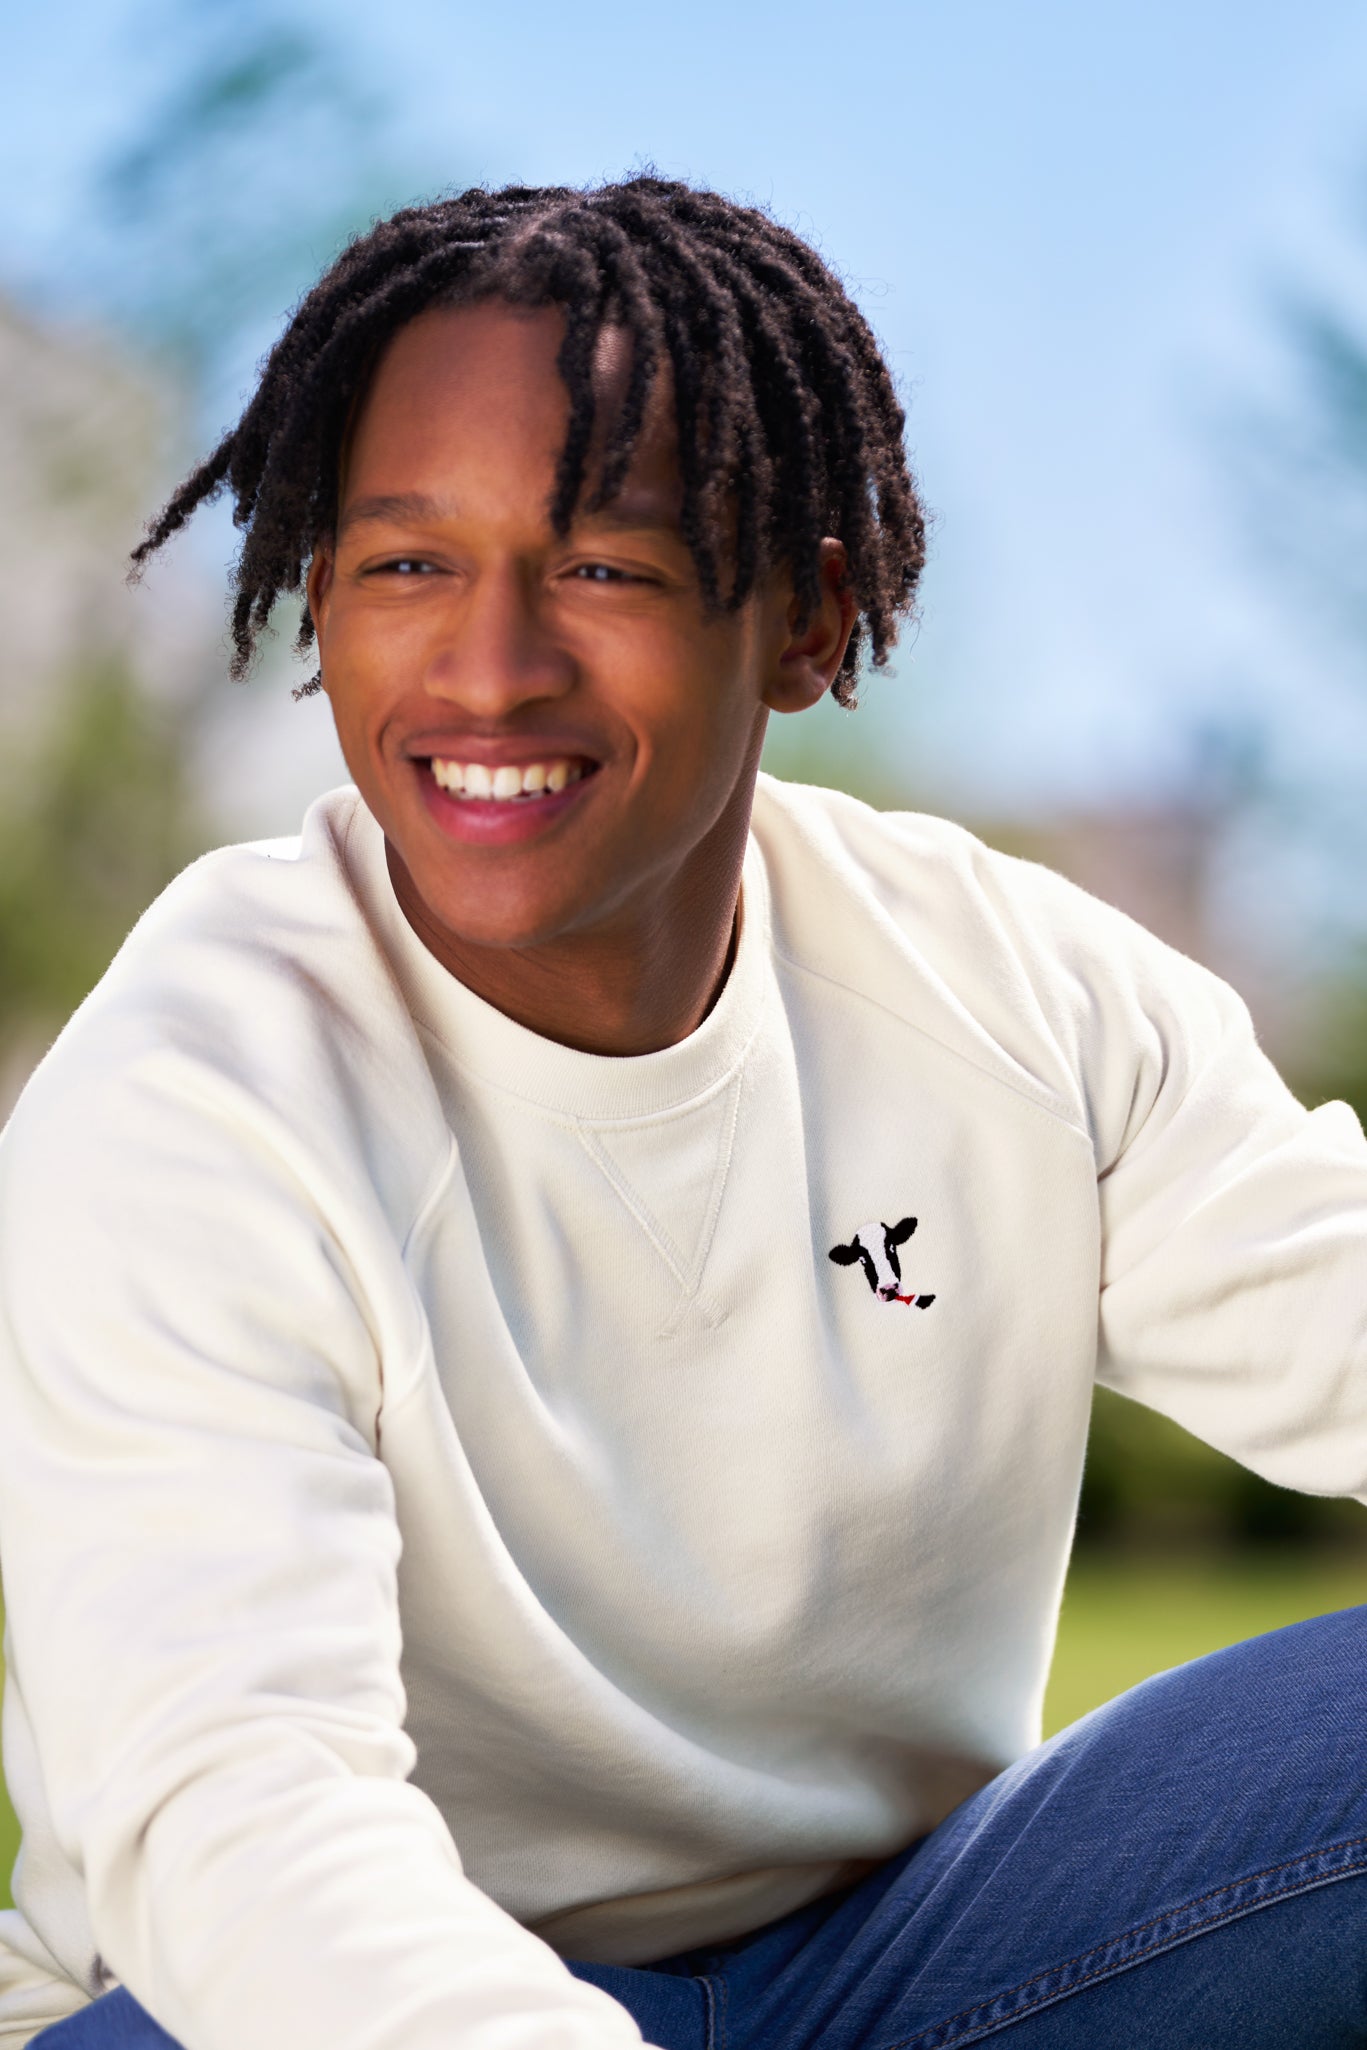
left=1, top=179, right=1366, bottom=2050
left=309, top=300, right=849, bottom=1057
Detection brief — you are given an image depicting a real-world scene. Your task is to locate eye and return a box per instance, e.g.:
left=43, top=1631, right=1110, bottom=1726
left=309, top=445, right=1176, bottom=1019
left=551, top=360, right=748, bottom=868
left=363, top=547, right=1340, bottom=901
left=569, top=561, right=661, bottom=587
left=370, top=557, right=439, bottom=577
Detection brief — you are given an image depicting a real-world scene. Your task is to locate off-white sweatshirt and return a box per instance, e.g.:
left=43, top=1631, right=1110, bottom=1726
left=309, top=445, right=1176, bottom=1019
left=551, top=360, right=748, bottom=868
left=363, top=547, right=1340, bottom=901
left=0, top=776, right=1364, bottom=2050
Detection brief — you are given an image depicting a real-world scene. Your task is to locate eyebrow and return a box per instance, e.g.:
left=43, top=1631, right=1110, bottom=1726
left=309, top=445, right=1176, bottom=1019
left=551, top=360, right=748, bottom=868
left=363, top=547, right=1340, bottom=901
left=577, top=500, right=684, bottom=537
left=335, top=489, right=685, bottom=542
left=336, top=492, right=451, bottom=538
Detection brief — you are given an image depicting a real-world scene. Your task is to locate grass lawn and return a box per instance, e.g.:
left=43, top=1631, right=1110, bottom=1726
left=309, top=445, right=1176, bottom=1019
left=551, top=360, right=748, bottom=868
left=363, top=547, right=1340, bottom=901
left=1042, top=1552, right=1367, bottom=1734
left=1, top=1555, right=1363, bottom=1912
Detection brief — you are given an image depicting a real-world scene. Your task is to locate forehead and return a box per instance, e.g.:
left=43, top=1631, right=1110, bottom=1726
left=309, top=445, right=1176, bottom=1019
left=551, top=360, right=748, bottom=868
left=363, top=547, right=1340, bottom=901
left=369, top=301, right=567, bottom=420
left=341, top=301, right=677, bottom=519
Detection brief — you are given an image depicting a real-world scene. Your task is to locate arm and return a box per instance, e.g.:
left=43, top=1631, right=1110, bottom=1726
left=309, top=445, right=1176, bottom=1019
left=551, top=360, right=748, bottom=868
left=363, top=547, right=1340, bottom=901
left=1095, top=953, right=1367, bottom=1497
left=0, top=1045, right=644, bottom=2050
left=911, top=824, right=1367, bottom=1493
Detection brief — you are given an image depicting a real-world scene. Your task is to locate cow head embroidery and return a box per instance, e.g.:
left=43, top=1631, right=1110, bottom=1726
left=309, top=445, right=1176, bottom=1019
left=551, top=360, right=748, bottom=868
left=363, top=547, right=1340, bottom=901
left=828, top=1216, right=935, bottom=1308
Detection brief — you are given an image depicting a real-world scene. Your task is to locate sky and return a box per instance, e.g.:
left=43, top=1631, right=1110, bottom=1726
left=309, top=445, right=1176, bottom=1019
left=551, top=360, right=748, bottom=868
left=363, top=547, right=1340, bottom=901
left=3, top=0, right=1367, bottom=835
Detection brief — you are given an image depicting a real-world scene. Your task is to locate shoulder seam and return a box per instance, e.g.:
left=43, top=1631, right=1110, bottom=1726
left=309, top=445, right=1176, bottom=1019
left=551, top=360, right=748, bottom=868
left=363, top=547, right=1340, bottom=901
left=772, top=941, right=1095, bottom=1148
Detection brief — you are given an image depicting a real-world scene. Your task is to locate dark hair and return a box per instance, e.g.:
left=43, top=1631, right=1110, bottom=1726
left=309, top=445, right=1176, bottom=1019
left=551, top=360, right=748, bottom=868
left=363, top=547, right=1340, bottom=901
left=132, top=176, right=926, bottom=706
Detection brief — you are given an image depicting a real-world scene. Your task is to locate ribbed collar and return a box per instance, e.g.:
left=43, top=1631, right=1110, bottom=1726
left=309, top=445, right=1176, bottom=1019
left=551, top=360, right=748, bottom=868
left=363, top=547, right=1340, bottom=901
left=347, top=794, right=771, bottom=1123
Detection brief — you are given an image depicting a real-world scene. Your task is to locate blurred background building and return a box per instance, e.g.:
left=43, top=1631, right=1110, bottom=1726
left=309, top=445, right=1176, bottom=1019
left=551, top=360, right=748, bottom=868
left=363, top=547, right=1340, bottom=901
left=1, top=0, right=1365, bottom=1833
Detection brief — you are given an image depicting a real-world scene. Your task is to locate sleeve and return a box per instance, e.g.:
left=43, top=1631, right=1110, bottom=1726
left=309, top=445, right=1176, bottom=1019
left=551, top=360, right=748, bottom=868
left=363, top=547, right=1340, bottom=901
left=1086, top=919, right=1367, bottom=1500
left=0, top=1043, right=645, bottom=2050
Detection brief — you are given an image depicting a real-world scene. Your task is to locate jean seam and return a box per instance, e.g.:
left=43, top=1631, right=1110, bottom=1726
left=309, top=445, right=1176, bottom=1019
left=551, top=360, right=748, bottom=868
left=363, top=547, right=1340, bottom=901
left=876, top=1834, right=1367, bottom=2050
left=712, top=1969, right=731, bottom=2050
left=699, top=1971, right=722, bottom=2050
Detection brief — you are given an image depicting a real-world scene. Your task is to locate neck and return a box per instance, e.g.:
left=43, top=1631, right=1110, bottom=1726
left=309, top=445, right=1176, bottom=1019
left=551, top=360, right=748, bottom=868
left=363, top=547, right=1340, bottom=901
left=385, top=812, right=750, bottom=1059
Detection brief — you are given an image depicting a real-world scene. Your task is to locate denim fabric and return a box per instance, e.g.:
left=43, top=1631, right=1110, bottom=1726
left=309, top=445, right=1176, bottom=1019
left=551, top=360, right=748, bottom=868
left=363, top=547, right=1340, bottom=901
left=31, top=1994, right=180, bottom=2049
left=33, top=1607, right=1367, bottom=2049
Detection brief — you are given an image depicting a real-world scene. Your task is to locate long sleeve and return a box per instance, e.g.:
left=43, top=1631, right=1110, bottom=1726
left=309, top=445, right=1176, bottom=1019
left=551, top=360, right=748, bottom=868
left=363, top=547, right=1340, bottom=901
left=0, top=1038, right=644, bottom=2050
left=1093, top=948, right=1367, bottom=1496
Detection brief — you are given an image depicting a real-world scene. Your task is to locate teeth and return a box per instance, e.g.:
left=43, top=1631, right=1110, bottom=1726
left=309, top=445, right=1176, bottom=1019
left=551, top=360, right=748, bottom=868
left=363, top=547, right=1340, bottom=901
left=430, top=757, right=585, bottom=801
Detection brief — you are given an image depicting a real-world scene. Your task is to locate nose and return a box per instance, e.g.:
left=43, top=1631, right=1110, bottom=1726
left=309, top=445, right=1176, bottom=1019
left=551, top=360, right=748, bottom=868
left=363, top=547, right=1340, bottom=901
left=422, top=564, right=575, bottom=716
left=878, top=1284, right=898, bottom=1300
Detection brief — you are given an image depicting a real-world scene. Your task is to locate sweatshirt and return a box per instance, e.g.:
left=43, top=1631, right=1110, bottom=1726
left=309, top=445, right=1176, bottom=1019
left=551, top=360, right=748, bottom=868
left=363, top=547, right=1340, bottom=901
left=0, top=775, right=1364, bottom=2050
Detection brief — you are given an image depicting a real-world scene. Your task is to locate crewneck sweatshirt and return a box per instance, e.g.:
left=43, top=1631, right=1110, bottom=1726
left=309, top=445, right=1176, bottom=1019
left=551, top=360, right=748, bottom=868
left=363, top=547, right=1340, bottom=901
left=0, top=775, right=1364, bottom=2050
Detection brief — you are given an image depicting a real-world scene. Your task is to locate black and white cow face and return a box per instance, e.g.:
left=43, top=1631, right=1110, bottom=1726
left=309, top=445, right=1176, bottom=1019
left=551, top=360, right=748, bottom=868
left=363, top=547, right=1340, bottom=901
left=828, top=1216, right=935, bottom=1308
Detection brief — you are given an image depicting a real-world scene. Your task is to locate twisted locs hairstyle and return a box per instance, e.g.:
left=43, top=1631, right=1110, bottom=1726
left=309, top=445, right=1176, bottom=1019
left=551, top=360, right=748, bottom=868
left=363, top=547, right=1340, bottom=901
left=132, top=177, right=927, bottom=706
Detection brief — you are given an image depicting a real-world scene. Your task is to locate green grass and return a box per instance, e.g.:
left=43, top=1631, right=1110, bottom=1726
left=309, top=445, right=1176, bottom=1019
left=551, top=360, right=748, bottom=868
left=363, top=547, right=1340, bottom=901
left=1042, top=1553, right=1367, bottom=1734
left=0, top=1558, right=1363, bottom=1911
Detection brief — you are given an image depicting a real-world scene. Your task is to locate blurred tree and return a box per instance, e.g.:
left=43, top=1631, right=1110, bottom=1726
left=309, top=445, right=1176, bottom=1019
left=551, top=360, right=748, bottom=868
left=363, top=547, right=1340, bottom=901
left=1245, top=267, right=1367, bottom=651
left=0, top=295, right=181, bottom=757
left=0, top=2, right=440, bottom=1100
left=1242, top=186, right=1367, bottom=1120
left=0, top=652, right=203, bottom=1060
left=1217, top=177, right=1367, bottom=957
left=1291, top=961, right=1367, bottom=1132
left=1077, top=1387, right=1364, bottom=1553
left=90, top=0, right=420, bottom=399
left=1073, top=223, right=1367, bottom=1553
left=0, top=289, right=212, bottom=1111
left=759, top=678, right=927, bottom=811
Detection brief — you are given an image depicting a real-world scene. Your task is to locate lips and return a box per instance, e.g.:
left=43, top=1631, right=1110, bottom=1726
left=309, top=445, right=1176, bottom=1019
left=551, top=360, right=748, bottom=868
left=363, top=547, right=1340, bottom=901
left=413, top=751, right=600, bottom=845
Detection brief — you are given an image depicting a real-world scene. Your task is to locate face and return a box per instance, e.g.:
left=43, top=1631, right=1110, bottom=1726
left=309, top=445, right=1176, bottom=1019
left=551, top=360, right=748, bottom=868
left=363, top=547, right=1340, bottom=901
left=308, top=300, right=847, bottom=979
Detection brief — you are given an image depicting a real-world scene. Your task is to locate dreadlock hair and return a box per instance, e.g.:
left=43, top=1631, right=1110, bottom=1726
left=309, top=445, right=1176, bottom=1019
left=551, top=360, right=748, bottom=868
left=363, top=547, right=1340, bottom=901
left=132, top=176, right=927, bottom=707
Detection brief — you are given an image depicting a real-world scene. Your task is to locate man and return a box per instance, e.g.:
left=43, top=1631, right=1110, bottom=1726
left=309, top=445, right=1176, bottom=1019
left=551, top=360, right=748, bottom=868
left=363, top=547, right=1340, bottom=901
left=1, top=177, right=1365, bottom=2050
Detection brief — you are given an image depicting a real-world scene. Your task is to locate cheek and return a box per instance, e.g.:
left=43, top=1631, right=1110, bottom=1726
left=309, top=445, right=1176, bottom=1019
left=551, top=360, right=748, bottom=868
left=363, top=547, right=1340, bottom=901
left=321, top=694, right=371, bottom=792
left=674, top=627, right=764, bottom=766
left=320, top=651, right=393, bottom=772
left=633, top=673, right=749, bottom=796
left=323, top=577, right=434, bottom=658
left=651, top=614, right=759, bottom=729
left=326, top=603, right=396, bottom=675
left=320, top=611, right=411, bottom=730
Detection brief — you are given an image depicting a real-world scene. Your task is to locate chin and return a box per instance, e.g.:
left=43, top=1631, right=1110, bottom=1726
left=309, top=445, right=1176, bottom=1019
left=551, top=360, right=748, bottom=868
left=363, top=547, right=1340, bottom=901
left=419, top=882, right=586, bottom=955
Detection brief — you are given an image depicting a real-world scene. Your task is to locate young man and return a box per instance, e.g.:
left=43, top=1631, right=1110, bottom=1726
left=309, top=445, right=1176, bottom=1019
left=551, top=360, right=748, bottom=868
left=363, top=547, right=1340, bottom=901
left=0, top=178, right=1365, bottom=2050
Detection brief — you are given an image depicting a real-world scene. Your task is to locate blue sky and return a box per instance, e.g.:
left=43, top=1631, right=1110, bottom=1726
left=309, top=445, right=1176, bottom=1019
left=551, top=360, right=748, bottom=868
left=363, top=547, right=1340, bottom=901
left=4, top=0, right=1367, bottom=824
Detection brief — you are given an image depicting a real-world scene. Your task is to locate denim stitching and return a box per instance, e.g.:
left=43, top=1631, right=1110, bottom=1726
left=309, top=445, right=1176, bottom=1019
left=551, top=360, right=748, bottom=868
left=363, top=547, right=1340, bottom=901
left=712, top=1969, right=730, bottom=2050
left=699, top=1972, right=720, bottom=2050
left=877, top=1835, right=1367, bottom=2050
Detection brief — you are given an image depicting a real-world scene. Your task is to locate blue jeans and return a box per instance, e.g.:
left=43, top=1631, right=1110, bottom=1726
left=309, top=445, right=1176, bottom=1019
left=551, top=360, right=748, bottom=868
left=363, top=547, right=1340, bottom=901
left=33, top=1607, right=1367, bottom=2049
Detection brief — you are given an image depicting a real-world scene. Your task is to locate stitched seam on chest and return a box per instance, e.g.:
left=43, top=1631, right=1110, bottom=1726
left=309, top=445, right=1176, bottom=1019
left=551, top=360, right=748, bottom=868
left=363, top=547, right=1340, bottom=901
left=659, top=1067, right=743, bottom=1334
left=573, top=1070, right=742, bottom=1327
left=577, top=1123, right=691, bottom=1282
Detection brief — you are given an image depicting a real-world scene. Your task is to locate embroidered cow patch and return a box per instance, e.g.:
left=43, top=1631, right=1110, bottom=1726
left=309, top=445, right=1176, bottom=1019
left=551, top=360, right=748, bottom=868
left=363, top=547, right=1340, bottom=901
left=829, top=1216, right=935, bottom=1307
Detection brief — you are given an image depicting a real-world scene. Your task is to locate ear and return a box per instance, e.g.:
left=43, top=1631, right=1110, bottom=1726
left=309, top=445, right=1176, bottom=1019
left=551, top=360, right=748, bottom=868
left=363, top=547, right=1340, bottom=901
left=885, top=1216, right=917, bottom=1247
left=828, top=1242, right=861, bottom=1265
left=306, top=540, right=336, bottom=649
left=761, top=539, right=858, bottom=715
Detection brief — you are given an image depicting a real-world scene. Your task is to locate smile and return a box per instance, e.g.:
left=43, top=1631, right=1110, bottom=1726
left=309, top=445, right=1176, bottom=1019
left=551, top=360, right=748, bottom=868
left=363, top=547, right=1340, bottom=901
left=417, top=753, right=599, bottom=847
left=430, top=756, right=588, bottom=802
